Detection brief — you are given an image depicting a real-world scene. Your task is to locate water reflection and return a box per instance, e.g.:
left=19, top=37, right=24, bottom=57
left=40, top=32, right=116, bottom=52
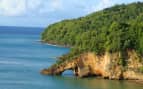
left=49, top=76, right=143, bottom=89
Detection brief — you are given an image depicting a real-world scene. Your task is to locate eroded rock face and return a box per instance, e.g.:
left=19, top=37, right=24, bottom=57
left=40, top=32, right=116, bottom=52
left=41, top=50, right=143, bottom=80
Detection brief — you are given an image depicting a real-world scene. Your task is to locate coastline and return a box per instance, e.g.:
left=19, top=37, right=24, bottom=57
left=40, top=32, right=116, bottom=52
left=46, top=43, right=67, bottom=48
left=40, top=40, right=71, bottom=48
left=40, top=42, right=143, bottom=85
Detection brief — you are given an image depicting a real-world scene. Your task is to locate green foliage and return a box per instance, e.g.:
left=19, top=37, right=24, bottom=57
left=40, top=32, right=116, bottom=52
left=42, top=2, right=143, bottom=64
left=139, top=66, right=143, bottom=73
left=118, top=52, right=127, bottom=66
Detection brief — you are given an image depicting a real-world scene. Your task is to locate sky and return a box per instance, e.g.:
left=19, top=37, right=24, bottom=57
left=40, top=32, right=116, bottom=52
left=0, top=0, right=143, bottom=27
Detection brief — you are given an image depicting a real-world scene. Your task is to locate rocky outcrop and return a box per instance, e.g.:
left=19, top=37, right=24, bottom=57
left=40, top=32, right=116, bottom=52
left=41, top=50, right=143, bottom=80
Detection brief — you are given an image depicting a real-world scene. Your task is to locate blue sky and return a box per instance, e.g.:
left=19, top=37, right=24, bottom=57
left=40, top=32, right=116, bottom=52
left=0, top=0, right=143, bottom=27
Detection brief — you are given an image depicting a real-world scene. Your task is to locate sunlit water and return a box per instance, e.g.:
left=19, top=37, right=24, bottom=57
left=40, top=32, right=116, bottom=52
left=0, top=26, right=142, bottom=89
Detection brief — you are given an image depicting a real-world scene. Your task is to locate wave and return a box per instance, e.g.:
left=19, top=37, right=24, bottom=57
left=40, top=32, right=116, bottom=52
left=33, top=40, right=60, bottom=47
left=46, top=43, right=61, bottom=47
left=0, top=60, right=41, bottom=66
left=0, top=61, right=21, bottom=65
left=38, top=40, right=66, bottom=47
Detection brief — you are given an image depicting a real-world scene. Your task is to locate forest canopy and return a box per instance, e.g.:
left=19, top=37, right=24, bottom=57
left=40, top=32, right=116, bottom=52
left=41, top=2, right=143, bottom=63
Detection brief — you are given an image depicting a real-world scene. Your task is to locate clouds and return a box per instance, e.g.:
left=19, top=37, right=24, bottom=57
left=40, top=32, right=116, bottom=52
left=0, top=0, right=64, bottom=16
left=38, top=0, right=63, bottom=14
left=26, top=0, right=42, bottom=10
left=0, top=0, right=143, bottom=16
left=0, top=0, right=114, bottom=16
left=50, top=0, right=63, bottom=10
left=0, top=0, right=143, bottom=27
left=85, top=0, right=114, bottom=13
left=0, top=0, right=26, bottom=16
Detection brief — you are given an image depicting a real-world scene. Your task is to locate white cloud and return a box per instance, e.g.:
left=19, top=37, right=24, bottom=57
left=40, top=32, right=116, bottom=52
left=0, top=0, right=141, bottom=18
left=0, top=0, right=114, bottom=16
left=50, top=0, right=63, bottom=10
left=0, top=0, right=26, bottom=16
left=0, top=0, right=63, bottom=16
left=27, top=0, right=42, bottom=10
left=85, top=0, right=113, bottom=13
left=39, top=0, right=63, bottom=14
left=0, top=0, right=142, bottom=27
left=97, top=0, right=113, bottom=10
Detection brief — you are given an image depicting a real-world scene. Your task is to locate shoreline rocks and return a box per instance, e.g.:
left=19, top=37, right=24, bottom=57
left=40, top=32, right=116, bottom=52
left=41, top=51, right=143, bottom=80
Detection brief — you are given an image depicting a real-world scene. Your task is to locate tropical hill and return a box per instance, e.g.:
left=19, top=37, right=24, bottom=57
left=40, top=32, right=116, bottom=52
left=41, top=2, right=143, bottom=79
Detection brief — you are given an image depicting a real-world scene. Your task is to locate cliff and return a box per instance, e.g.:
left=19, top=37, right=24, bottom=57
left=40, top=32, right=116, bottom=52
left=41, top=50, right=143, bottom=80
left=41, top=2, right=143, bottom=80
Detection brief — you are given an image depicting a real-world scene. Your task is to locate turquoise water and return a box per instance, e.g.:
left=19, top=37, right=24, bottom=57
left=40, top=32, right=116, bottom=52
left=0, top=27, right=142, bottom=89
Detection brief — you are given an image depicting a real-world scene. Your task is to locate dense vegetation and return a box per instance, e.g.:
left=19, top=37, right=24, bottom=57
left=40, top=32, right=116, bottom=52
left=42, top=2, right=143, bottom=65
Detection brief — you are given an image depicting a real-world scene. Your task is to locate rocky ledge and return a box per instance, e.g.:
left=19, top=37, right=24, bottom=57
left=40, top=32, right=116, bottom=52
left=41, top=50, right=143, bottom=80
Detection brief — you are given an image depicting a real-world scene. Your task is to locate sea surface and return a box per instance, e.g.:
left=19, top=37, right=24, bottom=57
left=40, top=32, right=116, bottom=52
left=0, top=26, right=142, bottom=89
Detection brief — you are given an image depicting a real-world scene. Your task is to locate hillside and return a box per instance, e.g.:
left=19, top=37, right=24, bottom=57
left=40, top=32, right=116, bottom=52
left=41, top=2, right=143, bottom=78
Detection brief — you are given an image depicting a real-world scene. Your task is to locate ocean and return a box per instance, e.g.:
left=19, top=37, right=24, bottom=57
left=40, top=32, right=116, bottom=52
left=0, top=26, right=142, bottom=89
